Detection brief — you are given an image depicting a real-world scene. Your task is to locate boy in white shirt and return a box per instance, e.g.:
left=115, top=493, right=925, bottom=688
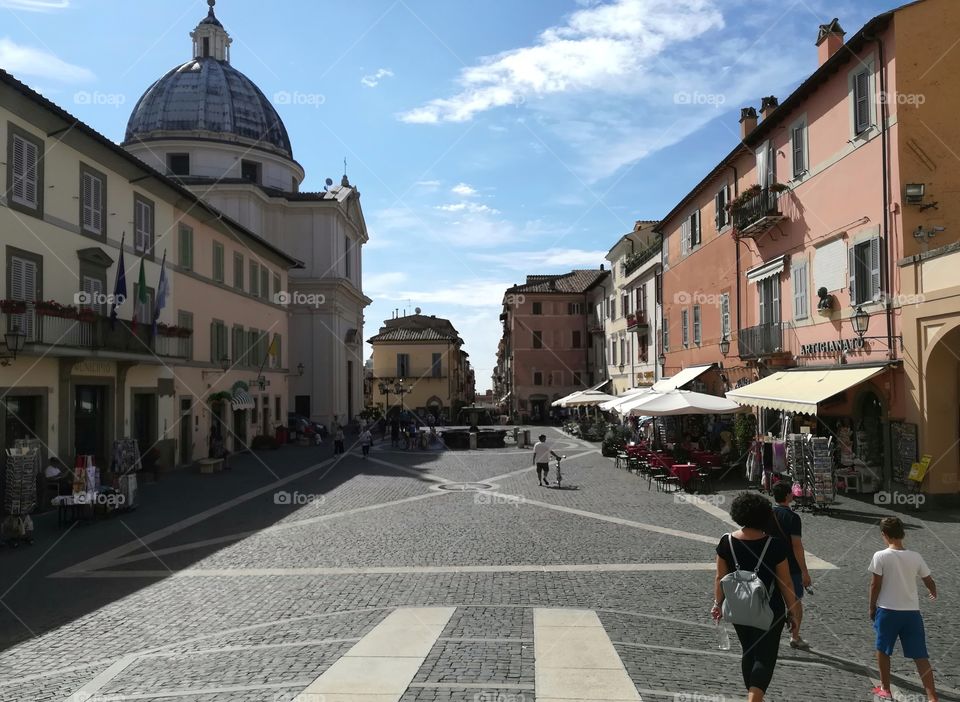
left=868, top=517, right=938, bottom=701
left=359, top=428, right=372, bottom=458
left=532, top=434, right=561, bottom=487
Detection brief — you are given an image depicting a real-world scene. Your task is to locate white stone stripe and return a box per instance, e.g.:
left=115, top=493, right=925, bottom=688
left=534, top=608, right=642, bottom=701
left=65, top=654, right=138, bottom=702
left=294, top=607, right=454, bottom=701
left=88, top=680, right=312, bottom=700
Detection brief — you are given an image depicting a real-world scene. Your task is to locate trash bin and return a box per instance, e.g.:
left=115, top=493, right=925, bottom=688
left=275, top=426, right=289, bottom=444
left=522, top=430, right=531, bottom=448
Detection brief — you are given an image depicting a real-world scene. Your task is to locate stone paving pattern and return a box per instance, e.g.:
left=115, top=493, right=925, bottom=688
left=0, top=430, right=957, bottom=701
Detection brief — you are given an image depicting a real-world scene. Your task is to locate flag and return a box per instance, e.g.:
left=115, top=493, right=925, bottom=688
left=267, top=334, right=279, bottom=358
left=132, top=257, right=147, bottom=333
left=152, top=250, right=169, bottom=337
left=110, top=233, right=127, bottom=329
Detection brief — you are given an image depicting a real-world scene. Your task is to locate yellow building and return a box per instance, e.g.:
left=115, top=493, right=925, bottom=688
left=368, top=311, right=470, bottom=421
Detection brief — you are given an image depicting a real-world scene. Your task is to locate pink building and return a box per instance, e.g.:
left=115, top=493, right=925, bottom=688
left=497, top=270, right=608, bottom=423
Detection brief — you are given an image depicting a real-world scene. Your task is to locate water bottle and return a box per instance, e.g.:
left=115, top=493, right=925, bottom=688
left=716, top=619, right=731, bottom=650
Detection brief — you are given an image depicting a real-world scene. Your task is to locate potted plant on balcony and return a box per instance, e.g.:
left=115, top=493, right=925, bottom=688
left=626, top=313, right=637, bottom=328
left=156, top=322, right=179, bottom=337
left=77, top=307, right=97, bottom=322
left=35, top=300, right=77, bottom=319
left=0, top=300, right=27, bottom=314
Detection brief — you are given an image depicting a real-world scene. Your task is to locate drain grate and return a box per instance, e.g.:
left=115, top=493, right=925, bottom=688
left=436, top=482, right=493, bottom=492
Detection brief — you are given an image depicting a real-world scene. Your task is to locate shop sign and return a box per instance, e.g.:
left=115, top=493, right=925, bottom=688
left=800, top=338, right=865, bottom=355
left=74, top=360, right=114, bottom=375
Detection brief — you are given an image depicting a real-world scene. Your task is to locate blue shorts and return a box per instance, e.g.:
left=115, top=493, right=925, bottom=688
left=874, top=608, right=929, bottom=659
left=791, top=572, right=805, bottom=600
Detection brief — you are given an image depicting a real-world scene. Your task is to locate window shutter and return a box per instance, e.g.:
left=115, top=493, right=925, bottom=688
left=793, top=264, right=808, bottom=319
left=209, top=322, right=217, bottom=363
left=10, top=256, right=37, bottom=339
left=11, top=135, right=26, bottom=203
left=261, top=267, right=269, bottom=299
left=848, top=245, right=858, bottom=305
left=81, top=172, right=94, bottom=230
left=721, top=293, right=730, bottom=338
left=275, top=334, right=282, bottom=369
left=249, top=262, right=259, bottom=296
left=855, top=71, right=870, bottom=133
left=772, top=277, right=781, bottom=324
left=756, top=144, right=768, bottom=188
left=869, top=237, right=882, bottom=301
left=792, top=126, right=805, bottom=176
left=22, top=139, right=38, bottom=207
left=680, top=219, right=690, bottom=255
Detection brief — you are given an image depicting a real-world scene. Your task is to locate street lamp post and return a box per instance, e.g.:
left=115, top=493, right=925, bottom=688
left=851, top=305, right=870, bottom=339
left=378, top=379, right=394, bottom=416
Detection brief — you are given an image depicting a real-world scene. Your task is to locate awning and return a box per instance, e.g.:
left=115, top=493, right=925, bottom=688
left=231, top=389, right=255, bottom=411
left=589, top=378, right=611, bottom=391
left=622, top=389, right=744, bottom=416
left=566, top=391, right=619, bottom=407
left=652, top=364, right=713, bottom=393
left=725, top=366, right=888, bottom=415
left=746, top=255, right=787, bottom=284
left=498, top=392, right=512, bottom=403
left=599, top=387, right=651, bottom=412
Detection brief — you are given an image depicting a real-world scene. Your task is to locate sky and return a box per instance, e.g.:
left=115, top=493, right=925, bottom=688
left=1, top=0, right=901, bottom=392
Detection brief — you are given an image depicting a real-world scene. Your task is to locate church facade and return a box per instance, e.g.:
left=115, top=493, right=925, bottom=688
left=122, top=0, right=370, bottom=426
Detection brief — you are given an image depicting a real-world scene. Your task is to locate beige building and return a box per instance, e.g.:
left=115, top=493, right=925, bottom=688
left=368, top=312, right=471, bottom=421
left=603, top=222, right=661, bottom=395
left=0, top=68, right=297, bottom=471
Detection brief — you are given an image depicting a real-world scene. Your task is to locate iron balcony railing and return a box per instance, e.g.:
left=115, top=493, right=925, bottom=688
left=733, top=187, right=785, bottom=235
left=737, top=322, right=783, bottom=358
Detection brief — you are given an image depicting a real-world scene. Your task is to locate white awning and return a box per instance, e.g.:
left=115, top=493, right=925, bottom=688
left=589, top=378, right=611, bottom=391
left=651, top=364, right=713, bottom=393
left=746, top=254, right=787, bottom=284
left=726, top=365, right=889, bottom=415
left=231, top=389, right=255, bottom=411
left=600, top=387, right=652, bottom=412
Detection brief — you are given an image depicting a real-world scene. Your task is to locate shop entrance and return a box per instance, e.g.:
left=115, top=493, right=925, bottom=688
left=75, top=385, right=107, bottom=467
left=232, top=409, right=247, bottom=452
left=179, top=397, right=192, bottom=465
left=132, top=392, right=157, bottom=450
left=529, top=397, right=547, bottom=423
left=295, top=395, right=310, bottom=418
left=856, top=389, right=884, bottom=468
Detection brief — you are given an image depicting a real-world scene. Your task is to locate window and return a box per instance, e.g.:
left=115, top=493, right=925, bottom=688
left=689, top=209, right=702, bottom=248
left=635, top=286, right=647, bottom=318
left=247, top=329, right=261, bottom=366
left=853, top=69, right=871, bottom=136
left=791, top=120, right=807, bottom=178
left=568, top=302, right=583, bottom=314
left=550, top=371, right=562, bottom=386
left=273, top=273, right=281, bottom=301
left=756, top=140, right=776, bottom=188
left=178, top=310, right=193, bottom=359
left=610, top=337, right=617, bottom=365
left=532, top=301, right=542, bottom=315
left=133, top=283, right=154, bottom=327
left=849, top=238, right=881, bottom=304
left=693, top=304, right=701, bottom=345
left=715, top=184, right=730, bottom=230
left=681, top=309, right=689, bottom=348
left=233, top=252, right=244, bottom=289
left=619, top=337, right=626, bottom=366
left=249, top=261, right=260, bottom=297
left=210, top=319, right=228, bottom=364
left=396, top=353, right=410, bottom=377
left=134, top=195, right=154, bottom=254
left=655, top=271, right=663, bottom=305
left=167, top=153, right=190, bottom=176
left=638, top=334, right=648, bottom=362
left=533, top=371, right=543, bottom=386
left=573, top=371, right=582, bottom=386
left=79, top=164, right=106, bottom=237
left=212, top=242, right=224, bottom=283
left=178, top=225, right=193, bottom=270
left=572, top=330, right=582, bottom=348
left=681, top=218, right=690, bottom=256
left=275, top=396, right=282, bottom=422
left=759, top=276, right=781, bottom=325
left=7, top=125, right=43, bottom=215
left=720, top=293, right=731, bottom=340
left=271, top=334, right=282, bottom=369
left=241, top=160, right=261, bottom=183
left=431, top=353, right=442, bottom=378
left=344, top=235, right=352, bottom=279
left=232, top=325, right=246, bottom=366
left=792, top=262, right=809, bottom=320
left=532, top=330, right=543, bottom=349
left=202, top=36, right=210, bottom=57
left=609, top=296, right=617, bottom=319
left=260, top=266, right=269, bottom=300
left=662, top=317, right=669, bottom=352
left=662, top=235, right=669, bottom=270
left=621, top=293, right=629, bottom=317
left=80, top=275, right=105, bottom=315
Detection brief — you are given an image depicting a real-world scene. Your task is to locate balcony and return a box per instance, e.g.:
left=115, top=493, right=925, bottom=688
left=732, top=186, right=787, bottom=238
left=588, top=316, right=604, bottom=334
left=737, top=322, right=784, bottom=358
left=4, top=308, right=189, bottom=359
left=623, top=236, right=662, bottom=276
left=626, top=311, right=649, bottom=333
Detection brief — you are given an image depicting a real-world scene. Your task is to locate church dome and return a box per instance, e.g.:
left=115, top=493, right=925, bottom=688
left=123, top=0, right=293, bottom=160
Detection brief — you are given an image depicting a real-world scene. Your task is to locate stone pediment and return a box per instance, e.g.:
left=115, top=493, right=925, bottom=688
left=77, top=247, right=115, bottom=268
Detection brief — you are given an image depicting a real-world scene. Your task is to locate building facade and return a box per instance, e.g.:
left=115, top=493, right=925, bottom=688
left=121, top=1, right=370, bottom=428
left=497, top=269, right=608, bottom=423
left=368, top=312, right=472, bottom=421
left=0, top=69, right=297, bottom=472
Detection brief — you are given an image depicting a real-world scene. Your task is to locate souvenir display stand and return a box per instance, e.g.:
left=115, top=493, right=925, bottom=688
left=3, top=446, right=39, bottom=546
left=112, top=438, right=141, bottom=509
left=785, top=433, right=835, bottom=511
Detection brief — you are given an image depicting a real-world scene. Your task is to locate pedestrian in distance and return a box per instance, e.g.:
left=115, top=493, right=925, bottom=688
left=359, top=427, right=372, bottom=458
left=769, top=482, right=812, bottom=650
left=713, top=492, right=799, bottom=702
left=390, top=418, right=400, bottom=447
left=532, top=433, right=561, bottom=487
left=334, top=425, right=345, bottom=455
left=868, top=516, right=939, bottom=701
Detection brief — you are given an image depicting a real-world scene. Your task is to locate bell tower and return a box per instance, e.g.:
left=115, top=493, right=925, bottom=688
left=190, top=0, right=232, bottom=62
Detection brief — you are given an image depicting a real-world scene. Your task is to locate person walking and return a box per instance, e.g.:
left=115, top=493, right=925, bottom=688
left=532, top=433, right=561, bottom=487
left=359, top=427, right=372, bottom=458
left=334, top=425, right=345, bottom=455
left=712, top=492, right=799, bottom=702
left=390, top=418, right=399, bottom=448
left=770, top=482, right=812, bottom=649
left=869, top=517, right=939, bottom=701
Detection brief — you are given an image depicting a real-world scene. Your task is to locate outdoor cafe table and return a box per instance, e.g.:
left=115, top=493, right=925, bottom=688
left=671, top=463, right=698, bottom=487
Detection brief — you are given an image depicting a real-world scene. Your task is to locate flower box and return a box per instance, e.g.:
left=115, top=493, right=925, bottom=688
left=0, top=300, right=27, bottom=314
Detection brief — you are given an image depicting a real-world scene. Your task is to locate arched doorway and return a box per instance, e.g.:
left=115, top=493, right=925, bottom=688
left=922, top=326, right=960, bottom=494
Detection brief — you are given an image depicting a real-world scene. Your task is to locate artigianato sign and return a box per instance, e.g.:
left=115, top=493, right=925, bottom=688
left=800, top=338, right=866, bottom=355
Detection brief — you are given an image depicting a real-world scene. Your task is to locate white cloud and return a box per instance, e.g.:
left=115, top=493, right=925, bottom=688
left=451, top=182, right=478, bottom=197
left=0, top=0, right=69, bottom=10
left=398, top=0, right=723, bottom=124
left=0, top=38, right=93, bottom=82
left=471, top=248, right=605, bottom=271
left=375, top=280, right=513, bottom=309
left=415, top=179, right=442, bottom=187
left=436, top=202, right=500, bottom=215
left=360, top=67, right=394, bottom=88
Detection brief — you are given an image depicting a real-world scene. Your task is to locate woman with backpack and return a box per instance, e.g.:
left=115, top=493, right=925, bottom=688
left=712, top=492, right=799, bottom=701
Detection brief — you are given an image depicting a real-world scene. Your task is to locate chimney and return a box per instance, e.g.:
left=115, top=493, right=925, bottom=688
left=739, top=107, right=758, bottom=139
left=816, top=18, right=845, bottom=66
left=600, top=263, right=605, bottom=271
left=760, top=96, right=779, bottom=120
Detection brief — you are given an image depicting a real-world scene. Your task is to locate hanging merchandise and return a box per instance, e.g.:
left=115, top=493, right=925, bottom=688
left=836, top=422, right=854, bottom=468
left=786, top=434, right=814, bottom=510
left=809, top=435, right=836, bottom=508
left=112, top=438, right=141, bottom=509
left=3, top=447, right=39, bottom=546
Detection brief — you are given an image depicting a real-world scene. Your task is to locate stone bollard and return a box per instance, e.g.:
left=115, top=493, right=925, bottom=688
left=469, top=432, right=478, bottom=450
left=513, top=427, right=519, bottom=445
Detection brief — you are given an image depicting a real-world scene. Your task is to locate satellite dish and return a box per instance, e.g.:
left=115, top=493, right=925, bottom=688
left=415, top=307, right=422, bottom=314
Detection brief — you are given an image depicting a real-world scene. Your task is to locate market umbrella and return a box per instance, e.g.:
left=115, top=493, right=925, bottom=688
left=565, top=390, right=619, bottom=408
left=600, top=388, right=652, bottom=412
left=552, top=391, right=583, bottom=407
left=620, top=389, right=744, bottom=416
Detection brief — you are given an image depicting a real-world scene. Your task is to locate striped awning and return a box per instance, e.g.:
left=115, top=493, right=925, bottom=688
left=231, top=388, right=255, bottom=411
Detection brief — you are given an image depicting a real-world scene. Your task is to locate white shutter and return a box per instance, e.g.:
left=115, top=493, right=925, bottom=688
left=10, top=256, right=37, bottom=339
left=90, top=175, right=102, bottom=233
left=11, top=135, right=39, bottom=208
left=680, top=219, right=690, bottom=255
left=869, top=237, right=882, bottom=301
left=756, top=143, right=768, bottom=188
left=848, top=244, right=858, bottom=305
left=82, top=276, right=103, bottom=313
left=135, top=200, right=151, bottom=252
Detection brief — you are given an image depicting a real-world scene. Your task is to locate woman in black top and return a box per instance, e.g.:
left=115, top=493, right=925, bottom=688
left=712, top=492, right=799, bottom=701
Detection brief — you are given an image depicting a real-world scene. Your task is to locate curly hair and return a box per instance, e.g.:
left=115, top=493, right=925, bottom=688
left=729, top=492, right=773, bottom=530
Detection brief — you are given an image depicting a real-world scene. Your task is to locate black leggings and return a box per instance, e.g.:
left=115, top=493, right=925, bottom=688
left=733, top=620, right=785, bottom=692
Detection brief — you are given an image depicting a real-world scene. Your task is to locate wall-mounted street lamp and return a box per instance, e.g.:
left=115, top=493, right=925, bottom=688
left=297, top=362, right=304, bottom=376
left=851, top=305, right=870, bottom=339
left=658, top=352, right=666, bottom=369
left=719, top=335, right=730, bottom=357
left=0, top=326, right=26, bottom=366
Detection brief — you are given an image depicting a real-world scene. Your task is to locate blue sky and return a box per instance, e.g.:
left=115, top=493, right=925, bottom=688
left=1, top=0, right=901, bottom=391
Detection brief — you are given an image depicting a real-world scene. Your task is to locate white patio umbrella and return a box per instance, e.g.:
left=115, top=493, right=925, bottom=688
left=552, top=391, right=583, bottom=407
left=600, top=387, right=652, bottom=413
left=620, top=389, right=744, bottom=416
left=565, top=390, right=619, bottom=408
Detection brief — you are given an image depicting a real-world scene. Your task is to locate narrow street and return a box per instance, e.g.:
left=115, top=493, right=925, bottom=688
left=1, top=430, right=958, bottom=701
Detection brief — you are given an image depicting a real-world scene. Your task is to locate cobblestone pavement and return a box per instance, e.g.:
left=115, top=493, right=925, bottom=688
left=0, top=429, right=958, bottom=701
